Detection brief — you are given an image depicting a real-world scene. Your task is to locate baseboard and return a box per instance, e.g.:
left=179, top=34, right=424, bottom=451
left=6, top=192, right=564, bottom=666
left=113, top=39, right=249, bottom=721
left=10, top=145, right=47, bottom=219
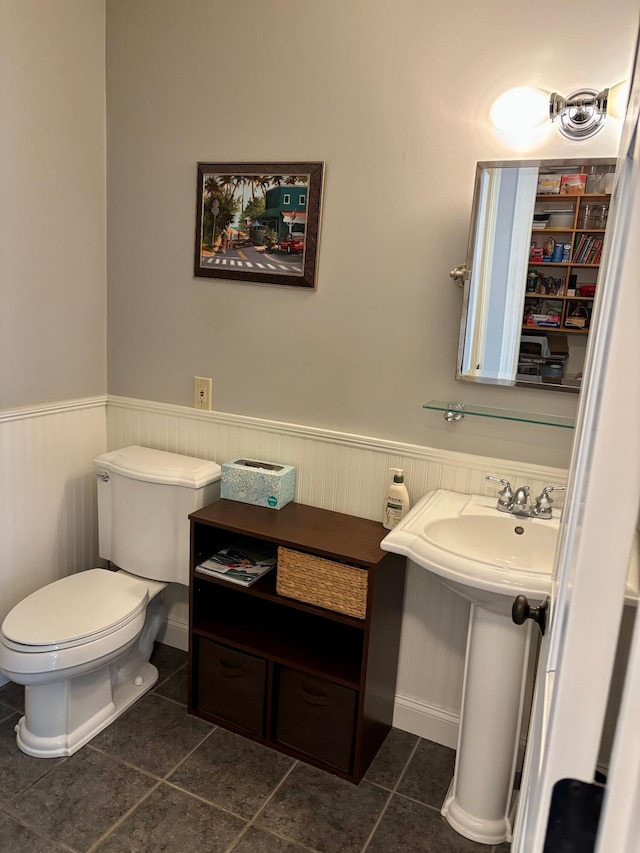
left=157, top=617, right=189, bottom=652
left=392, top=693, right=460, bottom=749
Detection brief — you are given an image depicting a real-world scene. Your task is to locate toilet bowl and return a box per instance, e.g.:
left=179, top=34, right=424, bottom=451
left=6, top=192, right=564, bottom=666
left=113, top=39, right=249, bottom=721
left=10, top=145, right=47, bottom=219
left=0, top=569, right=166, bottom=757
left=0, top=446, right=221, bottom=758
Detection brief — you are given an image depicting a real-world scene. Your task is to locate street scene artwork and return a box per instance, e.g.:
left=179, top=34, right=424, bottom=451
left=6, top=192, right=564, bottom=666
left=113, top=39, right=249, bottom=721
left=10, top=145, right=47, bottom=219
left=194, top=162, right=324, bottom=289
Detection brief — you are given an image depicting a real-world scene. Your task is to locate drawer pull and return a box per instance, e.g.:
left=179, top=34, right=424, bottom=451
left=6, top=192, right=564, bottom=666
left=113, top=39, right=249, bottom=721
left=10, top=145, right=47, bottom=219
left=219, top=659, right=245, bottom=678
left=299, top=686, right=334, bottom=707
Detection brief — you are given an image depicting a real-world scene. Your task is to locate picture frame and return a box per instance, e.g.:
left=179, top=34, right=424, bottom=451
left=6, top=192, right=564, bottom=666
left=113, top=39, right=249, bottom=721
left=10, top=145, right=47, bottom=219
left=194, top=161, right=324, bottom=289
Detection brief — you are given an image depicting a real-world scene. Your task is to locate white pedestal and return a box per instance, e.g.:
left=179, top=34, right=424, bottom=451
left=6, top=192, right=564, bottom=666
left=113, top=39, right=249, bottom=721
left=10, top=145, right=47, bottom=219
left=441, top=604, right=533, bottom=845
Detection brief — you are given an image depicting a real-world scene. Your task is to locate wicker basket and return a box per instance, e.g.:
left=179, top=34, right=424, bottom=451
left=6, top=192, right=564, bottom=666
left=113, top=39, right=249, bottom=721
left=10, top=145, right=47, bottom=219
left=276, top=547, right=368, bottom=619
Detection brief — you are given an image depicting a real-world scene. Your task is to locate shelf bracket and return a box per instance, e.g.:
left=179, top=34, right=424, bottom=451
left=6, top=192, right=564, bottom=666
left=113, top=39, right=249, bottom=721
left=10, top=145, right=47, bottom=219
left=443, top=403, right=465, bottom=423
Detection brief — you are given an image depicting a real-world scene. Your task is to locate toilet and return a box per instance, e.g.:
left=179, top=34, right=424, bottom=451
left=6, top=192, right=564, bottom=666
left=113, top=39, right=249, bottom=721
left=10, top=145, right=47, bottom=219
left=0, top=446, right=221, bottom=758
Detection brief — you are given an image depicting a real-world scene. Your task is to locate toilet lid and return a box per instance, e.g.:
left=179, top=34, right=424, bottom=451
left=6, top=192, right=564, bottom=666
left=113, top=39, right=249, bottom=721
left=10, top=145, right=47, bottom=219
left=2, top=569, right=148, bottom=647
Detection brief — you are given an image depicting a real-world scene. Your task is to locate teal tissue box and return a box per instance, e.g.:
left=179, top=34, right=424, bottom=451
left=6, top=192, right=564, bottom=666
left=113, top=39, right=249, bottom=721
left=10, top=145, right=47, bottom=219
left=221, top=458, right=296, bottom=510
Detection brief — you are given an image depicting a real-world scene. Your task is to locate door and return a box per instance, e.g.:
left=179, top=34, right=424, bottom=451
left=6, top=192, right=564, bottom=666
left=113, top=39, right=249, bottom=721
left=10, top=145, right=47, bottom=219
left=512, top=32, right=640, bottom=853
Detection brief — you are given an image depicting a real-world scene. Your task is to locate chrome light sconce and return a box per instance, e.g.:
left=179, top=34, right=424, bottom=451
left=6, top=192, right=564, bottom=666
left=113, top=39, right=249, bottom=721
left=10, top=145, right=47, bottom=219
left=549, top=88, right=610, bottom=140
left=490, top=83, right=627, bottom=142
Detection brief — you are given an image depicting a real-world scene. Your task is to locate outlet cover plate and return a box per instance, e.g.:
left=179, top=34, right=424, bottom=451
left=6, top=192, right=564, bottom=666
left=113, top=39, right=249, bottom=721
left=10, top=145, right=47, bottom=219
left=193, top=376, right=212, bottom=410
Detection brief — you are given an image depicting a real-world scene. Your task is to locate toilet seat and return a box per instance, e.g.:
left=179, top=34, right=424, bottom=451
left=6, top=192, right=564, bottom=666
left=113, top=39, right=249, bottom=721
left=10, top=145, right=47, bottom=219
left=1, top=569, right=148, bottom=653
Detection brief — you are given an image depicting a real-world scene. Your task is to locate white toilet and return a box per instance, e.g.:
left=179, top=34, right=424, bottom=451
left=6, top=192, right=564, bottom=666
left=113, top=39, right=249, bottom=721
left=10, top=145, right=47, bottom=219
left=0, top=446, right=221, bottom=758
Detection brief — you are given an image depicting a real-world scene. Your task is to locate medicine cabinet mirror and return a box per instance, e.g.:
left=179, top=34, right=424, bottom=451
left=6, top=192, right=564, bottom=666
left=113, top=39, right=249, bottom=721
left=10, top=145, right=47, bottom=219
left=455, top=158, right=615, bottom=394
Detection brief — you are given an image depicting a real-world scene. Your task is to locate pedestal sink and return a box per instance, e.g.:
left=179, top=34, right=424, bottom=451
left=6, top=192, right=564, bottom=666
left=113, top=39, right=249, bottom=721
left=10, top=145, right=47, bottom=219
left=381, top=489, right=560, bottom=845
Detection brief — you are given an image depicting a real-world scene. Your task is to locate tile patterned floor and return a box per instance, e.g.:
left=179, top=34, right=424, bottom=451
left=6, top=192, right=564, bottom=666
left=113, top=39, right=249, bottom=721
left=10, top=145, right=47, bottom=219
left=0, top=644, right=512, bottom=853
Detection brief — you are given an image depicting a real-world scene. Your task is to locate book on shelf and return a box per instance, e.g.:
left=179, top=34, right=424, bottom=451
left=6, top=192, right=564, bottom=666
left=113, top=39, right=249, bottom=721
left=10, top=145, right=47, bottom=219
left=196, top=540, right=277, bottom=586
left=572, top=234, right=603, bottom=265
left=572, top=234, right=584, bottom=262
left=559, top=174, right=586, bottom=195
left=581, top=237, right=597, bottom=263
left=575, top=236, right=589, bottom=263
left=537, top=174, right=561, bottom=195
left=586, top=239, right=603, bottom=264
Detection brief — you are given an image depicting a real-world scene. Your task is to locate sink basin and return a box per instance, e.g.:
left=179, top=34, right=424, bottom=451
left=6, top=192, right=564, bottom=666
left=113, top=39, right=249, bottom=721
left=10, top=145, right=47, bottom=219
left=382, top=488, right=639, bottom=608
left=423, top=514, right=558, bottom=571
left=382, top=490, right=560, bottom=612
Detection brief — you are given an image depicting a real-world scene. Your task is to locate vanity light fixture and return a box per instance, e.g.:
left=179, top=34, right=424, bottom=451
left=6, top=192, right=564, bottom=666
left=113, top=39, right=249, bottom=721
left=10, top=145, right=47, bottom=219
left=490, top=82, right=628, bottom=141
left=549, top=88, right=610, bottom=140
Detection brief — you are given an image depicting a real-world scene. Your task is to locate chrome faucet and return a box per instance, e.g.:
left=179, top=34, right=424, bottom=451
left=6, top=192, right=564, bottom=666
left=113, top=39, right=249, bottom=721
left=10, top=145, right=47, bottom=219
left=486, top=477, right=565, bottom=519
left=512, top=485, right=531, bottom=514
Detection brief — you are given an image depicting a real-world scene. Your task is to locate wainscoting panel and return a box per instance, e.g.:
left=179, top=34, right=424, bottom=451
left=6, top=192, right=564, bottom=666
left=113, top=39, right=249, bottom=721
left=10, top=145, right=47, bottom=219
left=3, top=395, right=627, bottom=754
left=0, top=397, right=107, bottom=685
left=108, top=396, right=568, bottom=745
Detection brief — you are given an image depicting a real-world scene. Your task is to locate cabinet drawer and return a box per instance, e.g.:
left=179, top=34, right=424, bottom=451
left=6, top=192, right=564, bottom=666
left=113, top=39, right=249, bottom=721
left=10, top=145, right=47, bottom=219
left=197, top=638, right=267, bottom=736
left=275, top=667, right=357, bottom=772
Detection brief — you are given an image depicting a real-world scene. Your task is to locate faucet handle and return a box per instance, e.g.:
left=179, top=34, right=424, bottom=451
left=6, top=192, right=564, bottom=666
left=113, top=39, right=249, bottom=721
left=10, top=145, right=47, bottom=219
left=485, top=476, right=513, bottom=507
left=537, top=484, right=565, bottom=502
left=533, top=485, right=566, bottom=516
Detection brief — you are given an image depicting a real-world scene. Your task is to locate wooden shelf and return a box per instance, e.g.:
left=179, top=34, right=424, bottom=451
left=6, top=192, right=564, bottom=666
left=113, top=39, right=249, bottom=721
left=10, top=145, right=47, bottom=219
left=193, top=563, right=364, bottom=628
left=524, top=295, right=594, bottom=302
left=535, top=192, right=611, bottom=202
left=528, top=262, right=601, bottom=268
left=532, top=228, right=606, bottom=235
left=521, top=170, right=611, bottom=372
left=192, top=606, right=364, bottom=688
left=188, top=499, right=406, bottom=783
left=523, top=325, right=589, bottom=335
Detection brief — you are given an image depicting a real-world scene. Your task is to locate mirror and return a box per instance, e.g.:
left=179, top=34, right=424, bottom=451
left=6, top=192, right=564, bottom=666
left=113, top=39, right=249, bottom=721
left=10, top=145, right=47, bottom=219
left=456, top=158, right=615, bottom=393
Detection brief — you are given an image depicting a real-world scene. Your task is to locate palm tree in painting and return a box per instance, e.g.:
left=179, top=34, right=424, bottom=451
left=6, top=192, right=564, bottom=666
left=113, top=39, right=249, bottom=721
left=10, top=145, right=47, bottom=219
left=202, top=175, right=239, bottom=248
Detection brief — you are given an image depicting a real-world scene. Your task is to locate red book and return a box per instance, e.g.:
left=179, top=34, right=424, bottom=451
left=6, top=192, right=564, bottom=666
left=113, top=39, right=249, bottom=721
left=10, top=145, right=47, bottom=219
left=560, top=174, right=586, bottom=195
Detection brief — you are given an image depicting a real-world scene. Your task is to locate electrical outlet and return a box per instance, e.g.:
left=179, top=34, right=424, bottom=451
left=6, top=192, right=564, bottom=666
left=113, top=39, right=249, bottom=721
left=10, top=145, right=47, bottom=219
left=193, top=376, right=212, bottom=410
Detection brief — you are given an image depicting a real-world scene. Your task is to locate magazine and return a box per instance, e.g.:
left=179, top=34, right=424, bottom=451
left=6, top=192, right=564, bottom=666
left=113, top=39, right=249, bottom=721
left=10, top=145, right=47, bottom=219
left=196, top=541, right=277, bottom=586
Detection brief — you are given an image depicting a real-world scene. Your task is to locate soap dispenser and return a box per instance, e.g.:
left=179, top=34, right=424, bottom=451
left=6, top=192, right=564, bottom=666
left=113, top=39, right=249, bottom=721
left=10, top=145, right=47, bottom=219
left=383, top=468, right=411, bottom=530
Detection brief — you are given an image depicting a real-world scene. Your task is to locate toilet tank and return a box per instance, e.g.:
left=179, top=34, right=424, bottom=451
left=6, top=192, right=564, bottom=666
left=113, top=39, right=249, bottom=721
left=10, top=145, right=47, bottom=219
left=95, top=446, right=221, bottom=586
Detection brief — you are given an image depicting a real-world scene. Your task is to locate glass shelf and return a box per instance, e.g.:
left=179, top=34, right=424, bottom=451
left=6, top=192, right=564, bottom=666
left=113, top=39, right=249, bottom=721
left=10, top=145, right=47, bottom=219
left=423, top=400, right=575, bottom=429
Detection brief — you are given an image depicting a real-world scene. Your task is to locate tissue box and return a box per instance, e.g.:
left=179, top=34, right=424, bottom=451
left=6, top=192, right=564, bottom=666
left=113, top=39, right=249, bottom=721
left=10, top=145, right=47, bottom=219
left=221, top=458, right=296, bottom=510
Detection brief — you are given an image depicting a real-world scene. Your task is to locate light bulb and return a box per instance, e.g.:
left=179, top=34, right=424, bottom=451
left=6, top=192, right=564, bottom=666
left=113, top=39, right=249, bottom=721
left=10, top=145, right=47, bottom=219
left=490, top=86, right=550, bottom=133
left=607, top=80, right=629, bottom=120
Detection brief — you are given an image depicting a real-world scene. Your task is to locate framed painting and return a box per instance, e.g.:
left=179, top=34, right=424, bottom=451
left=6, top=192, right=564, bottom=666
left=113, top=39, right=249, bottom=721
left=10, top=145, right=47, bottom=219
left=194, top=161, right=324, bottom=289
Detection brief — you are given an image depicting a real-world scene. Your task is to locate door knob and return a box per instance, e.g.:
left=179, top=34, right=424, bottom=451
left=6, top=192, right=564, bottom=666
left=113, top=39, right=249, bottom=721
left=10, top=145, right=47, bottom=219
left=512, top=595, right=549, bottom=635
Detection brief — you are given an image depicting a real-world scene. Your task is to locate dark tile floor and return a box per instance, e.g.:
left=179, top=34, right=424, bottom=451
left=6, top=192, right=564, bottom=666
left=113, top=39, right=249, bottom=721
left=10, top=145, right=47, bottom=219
left=0, top=644, right=511, bottom=853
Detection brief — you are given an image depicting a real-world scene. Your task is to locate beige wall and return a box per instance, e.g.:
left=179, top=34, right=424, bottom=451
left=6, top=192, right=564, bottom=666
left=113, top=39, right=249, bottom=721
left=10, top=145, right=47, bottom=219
left=0, top=2, right=636, bottom=452
left=103, top=1, right=636, bottom=468
left=0, top=0, right=107, bottom=410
